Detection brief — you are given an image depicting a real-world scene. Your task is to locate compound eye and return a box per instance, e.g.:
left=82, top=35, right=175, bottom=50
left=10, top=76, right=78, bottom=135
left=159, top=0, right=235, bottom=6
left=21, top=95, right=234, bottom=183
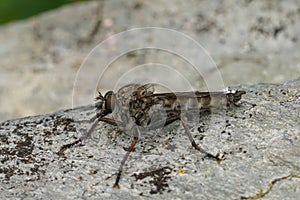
left=104, top=91, right=115, bottom=112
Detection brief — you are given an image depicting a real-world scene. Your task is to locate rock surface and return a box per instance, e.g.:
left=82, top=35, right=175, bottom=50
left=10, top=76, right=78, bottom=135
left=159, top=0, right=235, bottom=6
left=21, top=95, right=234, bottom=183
left=0, top=79, right=299, bottom=199
left=0, top=0, right=300, bottom=122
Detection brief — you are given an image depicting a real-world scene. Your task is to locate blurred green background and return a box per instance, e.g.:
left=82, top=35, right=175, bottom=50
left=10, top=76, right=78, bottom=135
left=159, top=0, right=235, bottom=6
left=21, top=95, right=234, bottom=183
left=0, top=0, right=89, bottom=25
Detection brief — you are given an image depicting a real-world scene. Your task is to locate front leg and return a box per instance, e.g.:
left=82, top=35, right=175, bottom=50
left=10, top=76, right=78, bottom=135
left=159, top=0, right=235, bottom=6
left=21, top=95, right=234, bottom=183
left=58, top=117, right=121, bottom=155
left=58, top=118, right=100, bottom=155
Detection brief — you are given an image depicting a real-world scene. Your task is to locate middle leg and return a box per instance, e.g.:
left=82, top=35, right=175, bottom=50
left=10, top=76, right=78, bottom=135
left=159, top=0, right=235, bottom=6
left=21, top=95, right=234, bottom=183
left=113, top=126, right=140, bottom=188
left=181, top=118, right=222, bottom=162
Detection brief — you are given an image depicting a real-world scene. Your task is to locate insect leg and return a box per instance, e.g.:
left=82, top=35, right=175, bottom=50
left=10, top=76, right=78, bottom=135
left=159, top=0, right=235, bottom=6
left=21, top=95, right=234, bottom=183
left=59, top=115, right=126, bottom=155
left=58, top=118, right=100, bottom=155
left=113, top=126, right=140, bottom=188
left=164, top=113, right=181, bottom=126
left=74, top=110, right=112, bottom=124
left=146, top=114, right=180, bottom=130
left=99, top=117, right=121, bottom=126
left=74, top=115, right=98, bottom=123
left=181, top=118, right=222, bottom=162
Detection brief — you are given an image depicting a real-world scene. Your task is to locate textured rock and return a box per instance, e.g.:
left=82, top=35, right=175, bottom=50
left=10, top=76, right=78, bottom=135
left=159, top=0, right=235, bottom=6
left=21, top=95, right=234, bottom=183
left=0, top=0, right=300, bottom=122
left=0, top=79, right=299, bottom=199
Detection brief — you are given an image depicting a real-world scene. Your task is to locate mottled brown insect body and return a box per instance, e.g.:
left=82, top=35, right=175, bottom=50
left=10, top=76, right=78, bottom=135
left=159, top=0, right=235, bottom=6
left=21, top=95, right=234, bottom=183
left=59, top=83, right=246, bottom=188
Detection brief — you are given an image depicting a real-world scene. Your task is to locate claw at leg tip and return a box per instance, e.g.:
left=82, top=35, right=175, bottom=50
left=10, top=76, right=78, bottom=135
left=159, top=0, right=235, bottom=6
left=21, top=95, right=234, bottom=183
left=57, top=148, right=65, bottom=156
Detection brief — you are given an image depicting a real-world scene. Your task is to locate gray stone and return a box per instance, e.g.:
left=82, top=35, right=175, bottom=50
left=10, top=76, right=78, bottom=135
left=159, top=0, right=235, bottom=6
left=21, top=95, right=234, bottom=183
left=0, top=79, right=299, bottom=199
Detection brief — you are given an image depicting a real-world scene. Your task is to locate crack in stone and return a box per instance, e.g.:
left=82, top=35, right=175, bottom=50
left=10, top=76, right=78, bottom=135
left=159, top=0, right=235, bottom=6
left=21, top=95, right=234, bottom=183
left=241, top=174, right=300, bottom=199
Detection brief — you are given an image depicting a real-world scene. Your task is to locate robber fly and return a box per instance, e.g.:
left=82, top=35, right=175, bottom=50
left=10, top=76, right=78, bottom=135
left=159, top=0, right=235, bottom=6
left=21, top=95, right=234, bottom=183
left=59, top=83, right=246, bottom=188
